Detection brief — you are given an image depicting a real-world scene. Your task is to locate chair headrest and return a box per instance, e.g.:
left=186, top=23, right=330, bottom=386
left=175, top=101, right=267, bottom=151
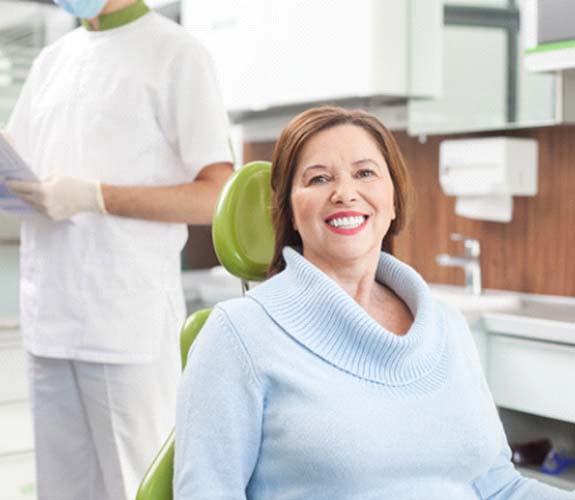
left=212, top=161, right=275, bottom=282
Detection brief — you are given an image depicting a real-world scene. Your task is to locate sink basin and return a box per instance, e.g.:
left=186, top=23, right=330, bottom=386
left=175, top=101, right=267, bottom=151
left=429, top=284, right=521, bottom=313
left=430, top=285, right=575, bottom=344
left=482, top=296, right=575, bottom=344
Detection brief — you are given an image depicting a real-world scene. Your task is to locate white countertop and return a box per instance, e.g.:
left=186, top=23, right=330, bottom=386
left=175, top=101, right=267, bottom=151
left=482, top=296, right=575, bottom=345
left=429, top=284, right=575, bottom=345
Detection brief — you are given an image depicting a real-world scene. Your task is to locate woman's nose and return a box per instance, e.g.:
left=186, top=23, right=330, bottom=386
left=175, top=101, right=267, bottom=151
left=330, top=178, right=358, bottom=204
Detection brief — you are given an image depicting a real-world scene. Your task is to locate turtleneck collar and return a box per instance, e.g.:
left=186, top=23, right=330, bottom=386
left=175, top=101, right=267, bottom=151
left=82, top=0, right=149, bottom=32
left=248, top=247, right=447, bottom=386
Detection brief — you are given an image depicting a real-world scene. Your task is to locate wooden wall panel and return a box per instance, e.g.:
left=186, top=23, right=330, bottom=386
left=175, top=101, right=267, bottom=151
left=183, top=225, right=219, bottom=269
left=241, top=125, right=575, bottom=297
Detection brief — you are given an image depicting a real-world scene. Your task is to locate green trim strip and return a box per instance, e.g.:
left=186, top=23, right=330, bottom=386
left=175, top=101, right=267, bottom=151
left=82, top=0, right=150, bottom=31
left=525, top=39, right=575, bottom=55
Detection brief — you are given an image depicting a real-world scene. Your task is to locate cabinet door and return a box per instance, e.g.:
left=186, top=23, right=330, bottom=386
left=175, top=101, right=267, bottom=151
left=0, top=452, right=36, bottom=500
left=0, top=402, right=34, bottom=455
left=263, top=0, right=407, bottom=107
left=181, top=0, right=268, bottom=111
left=487, top=335, right=575, bottom=423
left=182, top=0, right=442, bottom=113
left=0, top=331, right=28, bottom=403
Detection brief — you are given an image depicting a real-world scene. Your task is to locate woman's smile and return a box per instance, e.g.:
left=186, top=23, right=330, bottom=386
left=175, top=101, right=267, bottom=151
left=325, top=211, right=369, bottom=234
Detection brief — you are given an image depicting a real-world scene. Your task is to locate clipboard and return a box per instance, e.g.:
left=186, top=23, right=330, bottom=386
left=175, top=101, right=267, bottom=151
left=0, top=133, right=39, bottom=215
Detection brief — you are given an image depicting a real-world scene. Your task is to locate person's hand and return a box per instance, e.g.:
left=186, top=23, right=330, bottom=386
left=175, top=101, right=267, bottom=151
left=5, top=177, right=107, bottom=221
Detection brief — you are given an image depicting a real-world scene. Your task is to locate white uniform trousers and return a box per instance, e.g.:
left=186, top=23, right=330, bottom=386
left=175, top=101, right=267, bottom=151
left=28, top=346, right=180, bottom=500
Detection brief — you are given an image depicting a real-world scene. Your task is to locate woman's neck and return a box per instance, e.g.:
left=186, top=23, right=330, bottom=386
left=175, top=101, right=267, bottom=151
left=303, top=250, right=382, bottom=308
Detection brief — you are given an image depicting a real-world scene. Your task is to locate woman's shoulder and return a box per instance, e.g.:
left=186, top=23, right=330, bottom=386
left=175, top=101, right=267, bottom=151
left=192, top=294, right=285, bottom=380
left=208, top=294, right=278, bottom=346
left=214, top=295, right=269, bottom=325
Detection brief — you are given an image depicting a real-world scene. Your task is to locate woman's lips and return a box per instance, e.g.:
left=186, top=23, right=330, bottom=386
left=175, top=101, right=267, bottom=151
left=325, top=211, right=369, bottom=235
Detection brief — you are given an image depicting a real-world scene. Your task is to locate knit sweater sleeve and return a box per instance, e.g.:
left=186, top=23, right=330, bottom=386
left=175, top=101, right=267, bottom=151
left=174, top=306, right=264, bottom=500
left=472, top=444, right=575, bottom=499
left=446, top=308, right=575, bottom=500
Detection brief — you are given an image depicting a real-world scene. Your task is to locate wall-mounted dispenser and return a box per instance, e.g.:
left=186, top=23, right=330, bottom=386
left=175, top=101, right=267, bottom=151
left=439, top=137, right=538, bottom=222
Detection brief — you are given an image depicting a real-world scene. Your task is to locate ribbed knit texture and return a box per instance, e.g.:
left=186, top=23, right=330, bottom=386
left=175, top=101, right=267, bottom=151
left=249, top=247, right=446, bottom=388
left=174, top=248, right=575, bottom=500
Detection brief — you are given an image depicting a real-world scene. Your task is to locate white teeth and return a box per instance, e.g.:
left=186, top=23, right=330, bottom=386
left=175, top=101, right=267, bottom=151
left=327, top=216, right=366, bottom=229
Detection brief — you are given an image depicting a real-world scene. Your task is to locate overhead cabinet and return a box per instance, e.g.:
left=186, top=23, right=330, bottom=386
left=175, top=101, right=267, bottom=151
left=524, top=0, right=575, bottom=72
left=182, top=0, right=442, bottom=114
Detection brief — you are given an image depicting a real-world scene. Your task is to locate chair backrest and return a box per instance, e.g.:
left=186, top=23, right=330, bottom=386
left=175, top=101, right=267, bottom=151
left=212, top=161, right=275, bottom=282
left=136, top=161, right=273, bottom=500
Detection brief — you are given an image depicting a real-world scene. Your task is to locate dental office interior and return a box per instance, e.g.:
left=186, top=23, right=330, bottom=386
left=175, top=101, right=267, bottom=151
left=1, top=0, right=574, bottom=498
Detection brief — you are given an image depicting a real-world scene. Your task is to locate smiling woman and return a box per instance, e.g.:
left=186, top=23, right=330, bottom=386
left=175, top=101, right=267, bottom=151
left=269, top=106, right=411, bottom=276
left=174, top=107, right=575, bottom=500
left=291, top=125, right=396, bottom=273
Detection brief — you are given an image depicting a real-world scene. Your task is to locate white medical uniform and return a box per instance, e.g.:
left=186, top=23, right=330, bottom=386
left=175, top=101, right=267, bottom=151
left=8, top=9, right=233, bottom=500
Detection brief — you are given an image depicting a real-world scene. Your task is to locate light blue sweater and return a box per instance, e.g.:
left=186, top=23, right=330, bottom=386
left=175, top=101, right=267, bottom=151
left=175, top=248, right=574, bottom=499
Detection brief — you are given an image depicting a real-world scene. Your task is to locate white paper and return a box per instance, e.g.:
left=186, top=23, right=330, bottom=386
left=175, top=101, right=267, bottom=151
left=455, top=195, right=513, bottom=223
left=0, top=133, right=38, bottom=215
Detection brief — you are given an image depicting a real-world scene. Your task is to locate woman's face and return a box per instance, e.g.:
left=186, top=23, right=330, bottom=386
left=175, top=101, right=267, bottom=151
left=290, top=124, right=396, bottom=270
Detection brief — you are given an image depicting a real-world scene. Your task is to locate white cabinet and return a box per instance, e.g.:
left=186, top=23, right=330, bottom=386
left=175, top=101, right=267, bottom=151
left=0, top=402, right=34, bottom=456
left=0, top=330, right=28, bottom=402
left=181, top=0, right=266, bottom=113
left=182, top=0, right=442, bottom=113
left=0, top=452, right=36, bottom=500
left=487, top=336, right=575, bottom=423
left=523, top=0, right=575, bottom=72
left=0, top=327, right=36, bottom=500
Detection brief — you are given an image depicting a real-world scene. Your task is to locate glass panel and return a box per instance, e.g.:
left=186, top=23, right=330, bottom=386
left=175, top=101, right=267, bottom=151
left=409, top=27, right=507, bottom=133
left=408, top=1, right=558, bottom=135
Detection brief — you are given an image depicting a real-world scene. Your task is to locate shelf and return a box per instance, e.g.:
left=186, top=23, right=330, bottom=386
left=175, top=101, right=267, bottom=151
left=518, top=465, right=575, bottom=491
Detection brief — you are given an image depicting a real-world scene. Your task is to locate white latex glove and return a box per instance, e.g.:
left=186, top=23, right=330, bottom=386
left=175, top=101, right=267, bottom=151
left=6, top=177, right=107, bottom=221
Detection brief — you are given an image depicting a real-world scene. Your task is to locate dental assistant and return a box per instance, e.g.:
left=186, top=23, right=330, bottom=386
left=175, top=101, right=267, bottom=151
left=6, top=0, right=233, bottom=498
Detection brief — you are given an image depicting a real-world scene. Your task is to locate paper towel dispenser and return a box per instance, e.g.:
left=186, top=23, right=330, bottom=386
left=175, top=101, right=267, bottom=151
left=439, top=137, right=538, bottom=222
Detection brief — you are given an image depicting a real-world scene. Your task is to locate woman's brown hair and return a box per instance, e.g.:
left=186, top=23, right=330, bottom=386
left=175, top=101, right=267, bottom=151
left=269, top=106, right=412, bottom=276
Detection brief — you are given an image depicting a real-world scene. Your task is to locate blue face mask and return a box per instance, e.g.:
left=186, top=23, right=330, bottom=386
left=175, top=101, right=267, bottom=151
left=53, top=0, right=107, bottom=19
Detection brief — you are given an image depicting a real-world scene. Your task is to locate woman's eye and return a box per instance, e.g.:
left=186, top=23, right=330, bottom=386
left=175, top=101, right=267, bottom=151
left=356, top=168, right=377, bottom=179
left=308, top=174, right=330, bottom=185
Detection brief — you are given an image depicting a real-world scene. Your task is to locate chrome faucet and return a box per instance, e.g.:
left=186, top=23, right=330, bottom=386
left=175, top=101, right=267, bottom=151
left=436, top=233, right=482, bottom=295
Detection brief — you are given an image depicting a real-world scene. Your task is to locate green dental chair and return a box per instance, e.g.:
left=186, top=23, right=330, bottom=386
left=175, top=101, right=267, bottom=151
left=135, top=161, right=274, bottom=500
